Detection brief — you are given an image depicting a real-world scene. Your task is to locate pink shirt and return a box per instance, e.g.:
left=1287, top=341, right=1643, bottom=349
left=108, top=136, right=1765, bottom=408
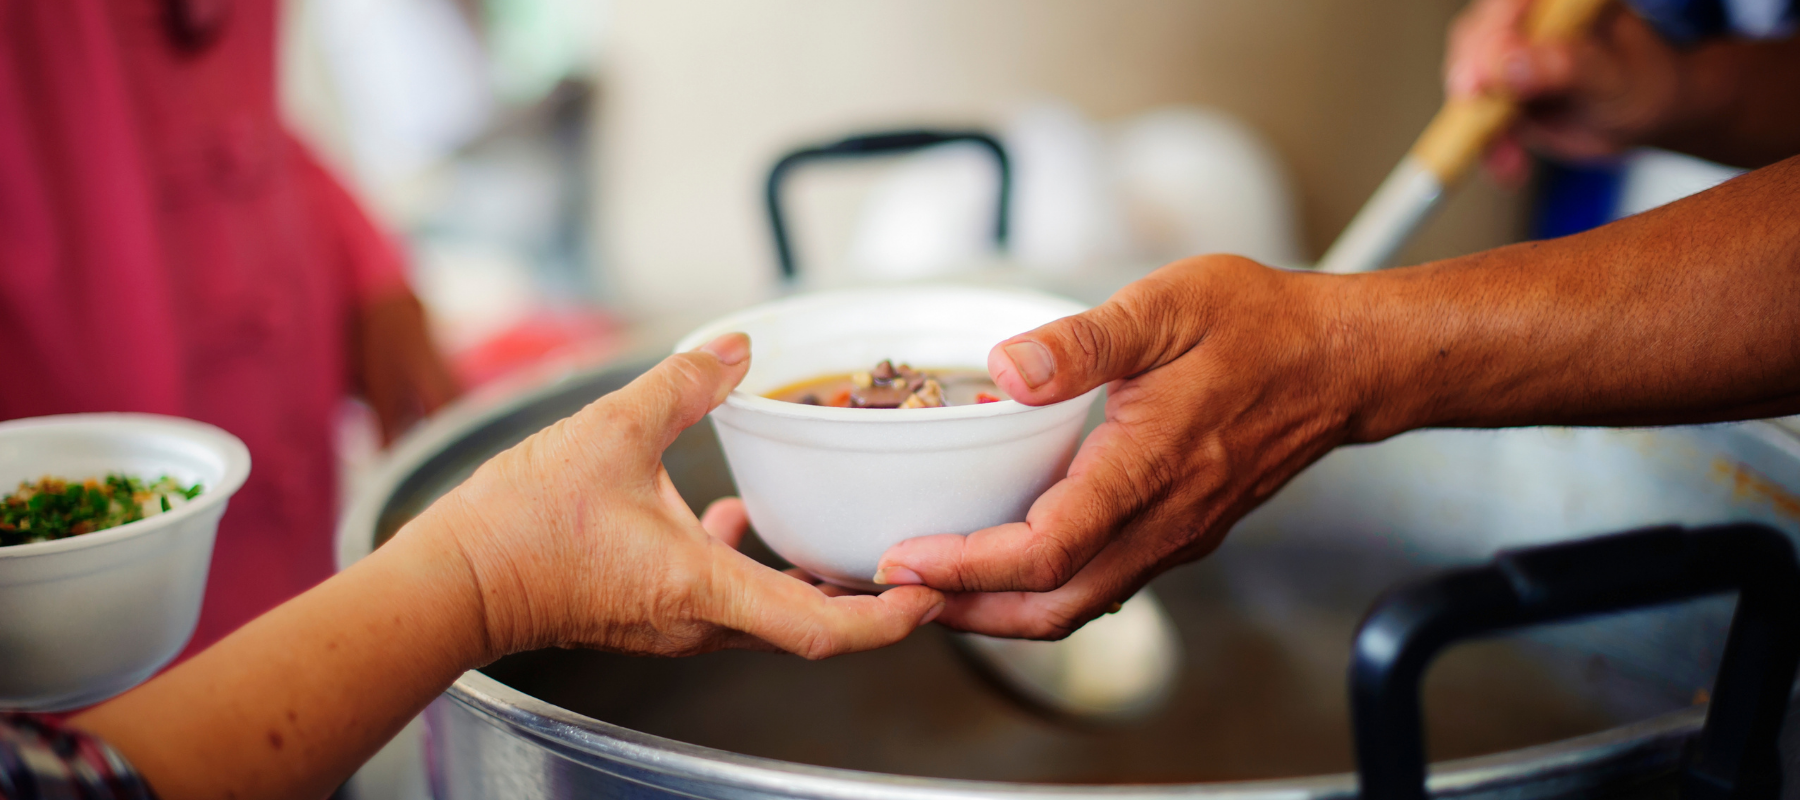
left=0, top=0, right=407, bottom=657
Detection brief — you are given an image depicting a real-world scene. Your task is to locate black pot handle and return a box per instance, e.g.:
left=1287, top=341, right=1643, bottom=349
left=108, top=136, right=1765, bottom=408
left=764, top=129, right=1012, bottom=282
left=1352, top=524, right=1800, bottom=800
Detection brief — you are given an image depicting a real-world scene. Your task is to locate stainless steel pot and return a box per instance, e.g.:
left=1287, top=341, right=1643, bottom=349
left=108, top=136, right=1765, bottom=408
left=337, top=359, right=1800, bottom=799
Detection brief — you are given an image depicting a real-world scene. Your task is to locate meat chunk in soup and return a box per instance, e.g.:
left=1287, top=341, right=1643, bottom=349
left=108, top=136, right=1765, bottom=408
left=767, top=360, right=1005, bottom=408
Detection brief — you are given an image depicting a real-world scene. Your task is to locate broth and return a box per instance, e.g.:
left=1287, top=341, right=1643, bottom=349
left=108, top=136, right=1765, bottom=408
left=767, top=360, right=1004, bottom=408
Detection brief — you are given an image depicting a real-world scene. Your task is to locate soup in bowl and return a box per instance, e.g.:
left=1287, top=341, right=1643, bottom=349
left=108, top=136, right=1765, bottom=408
left=673, top=285, right=1100, bottom=589
left=0, top=413, right=250, bottom=711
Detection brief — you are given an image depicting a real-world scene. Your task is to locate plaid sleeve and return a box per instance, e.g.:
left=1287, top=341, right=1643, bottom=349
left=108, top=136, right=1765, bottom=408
left=0, top=715, right=155, bottom=800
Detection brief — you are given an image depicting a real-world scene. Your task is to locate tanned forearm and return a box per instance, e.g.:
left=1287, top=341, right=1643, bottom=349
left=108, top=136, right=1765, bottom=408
left=1656, top=37, right=1800, bottom=169
left=1349, top=153, right=1800, bottom=440
left=69, top=512, right=489, bottom=800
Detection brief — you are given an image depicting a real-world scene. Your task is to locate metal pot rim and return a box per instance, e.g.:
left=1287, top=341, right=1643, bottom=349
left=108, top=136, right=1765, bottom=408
left=441, top=665, right=1703, bottom=798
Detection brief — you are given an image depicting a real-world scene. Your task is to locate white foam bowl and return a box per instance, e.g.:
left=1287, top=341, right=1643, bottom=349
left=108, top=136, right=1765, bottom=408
left=0, top=414, right=249, bottom=711
left=674, top=286, right=1101, bottom=590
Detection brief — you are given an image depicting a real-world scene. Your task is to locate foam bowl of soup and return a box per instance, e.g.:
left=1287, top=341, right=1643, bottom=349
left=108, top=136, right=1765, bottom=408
left=673, top=286, right=1100, bottom=590
left=0, top=414, right=250, bottom=711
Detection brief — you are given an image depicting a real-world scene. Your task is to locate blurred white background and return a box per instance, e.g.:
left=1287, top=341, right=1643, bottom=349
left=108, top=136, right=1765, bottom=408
left=590, top=0, right=1526, bottom=322
left=282, top=0, right=1741, bottom=377
left=281, top=0, right=1534, bottom=366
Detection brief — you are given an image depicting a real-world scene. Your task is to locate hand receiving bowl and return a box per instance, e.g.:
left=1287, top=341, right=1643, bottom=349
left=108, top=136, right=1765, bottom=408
left=674, top=286, right=1100, bottom=589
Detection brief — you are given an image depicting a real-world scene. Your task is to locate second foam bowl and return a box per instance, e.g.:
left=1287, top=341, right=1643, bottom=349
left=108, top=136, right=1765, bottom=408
left=673, top=286, right=1100, bottom=590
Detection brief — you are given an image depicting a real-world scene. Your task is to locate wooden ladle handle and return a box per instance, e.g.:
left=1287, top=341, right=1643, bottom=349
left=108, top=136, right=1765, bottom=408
left=1408, top=0, right=1613, bottom=184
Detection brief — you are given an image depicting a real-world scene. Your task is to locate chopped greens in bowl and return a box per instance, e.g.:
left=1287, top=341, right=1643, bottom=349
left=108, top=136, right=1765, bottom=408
left=0, top=474, right=203, bottom=546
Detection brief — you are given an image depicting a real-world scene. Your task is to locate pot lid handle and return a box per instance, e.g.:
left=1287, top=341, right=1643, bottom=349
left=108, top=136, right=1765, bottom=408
left=1350, top=523, right=1800, bottom=800
left=764, top=129, right=1012, bottom=283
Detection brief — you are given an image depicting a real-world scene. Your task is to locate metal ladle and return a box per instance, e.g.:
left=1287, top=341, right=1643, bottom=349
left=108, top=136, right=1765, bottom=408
left=1317, top=0, right=1612, bottom=275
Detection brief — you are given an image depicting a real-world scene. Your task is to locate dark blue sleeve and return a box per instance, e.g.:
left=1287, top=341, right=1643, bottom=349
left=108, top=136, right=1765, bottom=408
left=1626, top=0, right=1796, bottom=42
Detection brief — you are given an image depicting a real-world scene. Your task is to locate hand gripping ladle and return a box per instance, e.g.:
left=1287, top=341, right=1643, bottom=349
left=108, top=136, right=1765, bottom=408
left=1316, top=0, right=1613, bottom=275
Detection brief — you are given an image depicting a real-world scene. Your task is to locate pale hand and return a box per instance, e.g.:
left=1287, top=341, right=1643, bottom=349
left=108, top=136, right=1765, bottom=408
left=416, top=333, right=945, bottom=660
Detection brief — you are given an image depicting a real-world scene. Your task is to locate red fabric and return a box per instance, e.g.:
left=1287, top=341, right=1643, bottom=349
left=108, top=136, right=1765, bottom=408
left=0, top=0, right=408, bottom=658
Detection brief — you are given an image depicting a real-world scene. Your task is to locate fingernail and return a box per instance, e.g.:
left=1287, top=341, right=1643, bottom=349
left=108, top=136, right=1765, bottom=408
left=874, top=565, right=922, bottom=585
left=1502, top=52, right=1533, bottom=91
left=920, top=602, right=945, bottom=626
left=1002, top=341, right=1055, bottom=389
left=697, top=332, right=750, bottom=366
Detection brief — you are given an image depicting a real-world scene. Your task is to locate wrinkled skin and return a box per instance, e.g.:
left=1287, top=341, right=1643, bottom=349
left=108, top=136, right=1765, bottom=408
left=877, top=257, right=1369, bottom=638
left=428, top=333, right=945, bottom=659
left=76, top=334, right=945, bottom=800
left=877, top=153, right=1800, bottom=640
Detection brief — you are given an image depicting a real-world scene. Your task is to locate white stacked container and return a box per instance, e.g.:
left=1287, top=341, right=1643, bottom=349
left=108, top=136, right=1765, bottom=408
left=0, top=414, right=249, bottom=711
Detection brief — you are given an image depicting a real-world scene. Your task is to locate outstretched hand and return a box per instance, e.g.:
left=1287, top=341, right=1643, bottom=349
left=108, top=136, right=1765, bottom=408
left=73, top=334, right=945, bottom=800
left=875, top=257, right=1368, bottom=639
left=423, top=333, right=945, bottom=660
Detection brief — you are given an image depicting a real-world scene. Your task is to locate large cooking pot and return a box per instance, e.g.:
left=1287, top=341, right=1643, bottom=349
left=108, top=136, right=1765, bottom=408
left=338, top=359, right=1800, bottom=799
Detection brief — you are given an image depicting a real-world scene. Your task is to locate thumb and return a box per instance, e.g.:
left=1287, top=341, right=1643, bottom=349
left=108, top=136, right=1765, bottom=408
left=989, top=275, right=1199, bottom=406
left=582, top=333, right=751, bottom=464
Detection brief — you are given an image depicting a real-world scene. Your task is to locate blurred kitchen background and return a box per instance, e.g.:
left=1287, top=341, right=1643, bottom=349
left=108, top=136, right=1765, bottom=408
left=283, top=0, right=1743, bottom=479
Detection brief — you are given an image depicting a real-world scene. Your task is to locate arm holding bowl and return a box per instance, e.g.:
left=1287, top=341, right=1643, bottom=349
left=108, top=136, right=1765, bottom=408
left=64, top=335, right=943, bottom=800
left=877, top=153, right=1800, bottom=639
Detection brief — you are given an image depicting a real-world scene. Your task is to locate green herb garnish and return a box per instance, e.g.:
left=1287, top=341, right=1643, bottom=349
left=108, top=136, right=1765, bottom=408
left=0, top=474, right=203, bottom=547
